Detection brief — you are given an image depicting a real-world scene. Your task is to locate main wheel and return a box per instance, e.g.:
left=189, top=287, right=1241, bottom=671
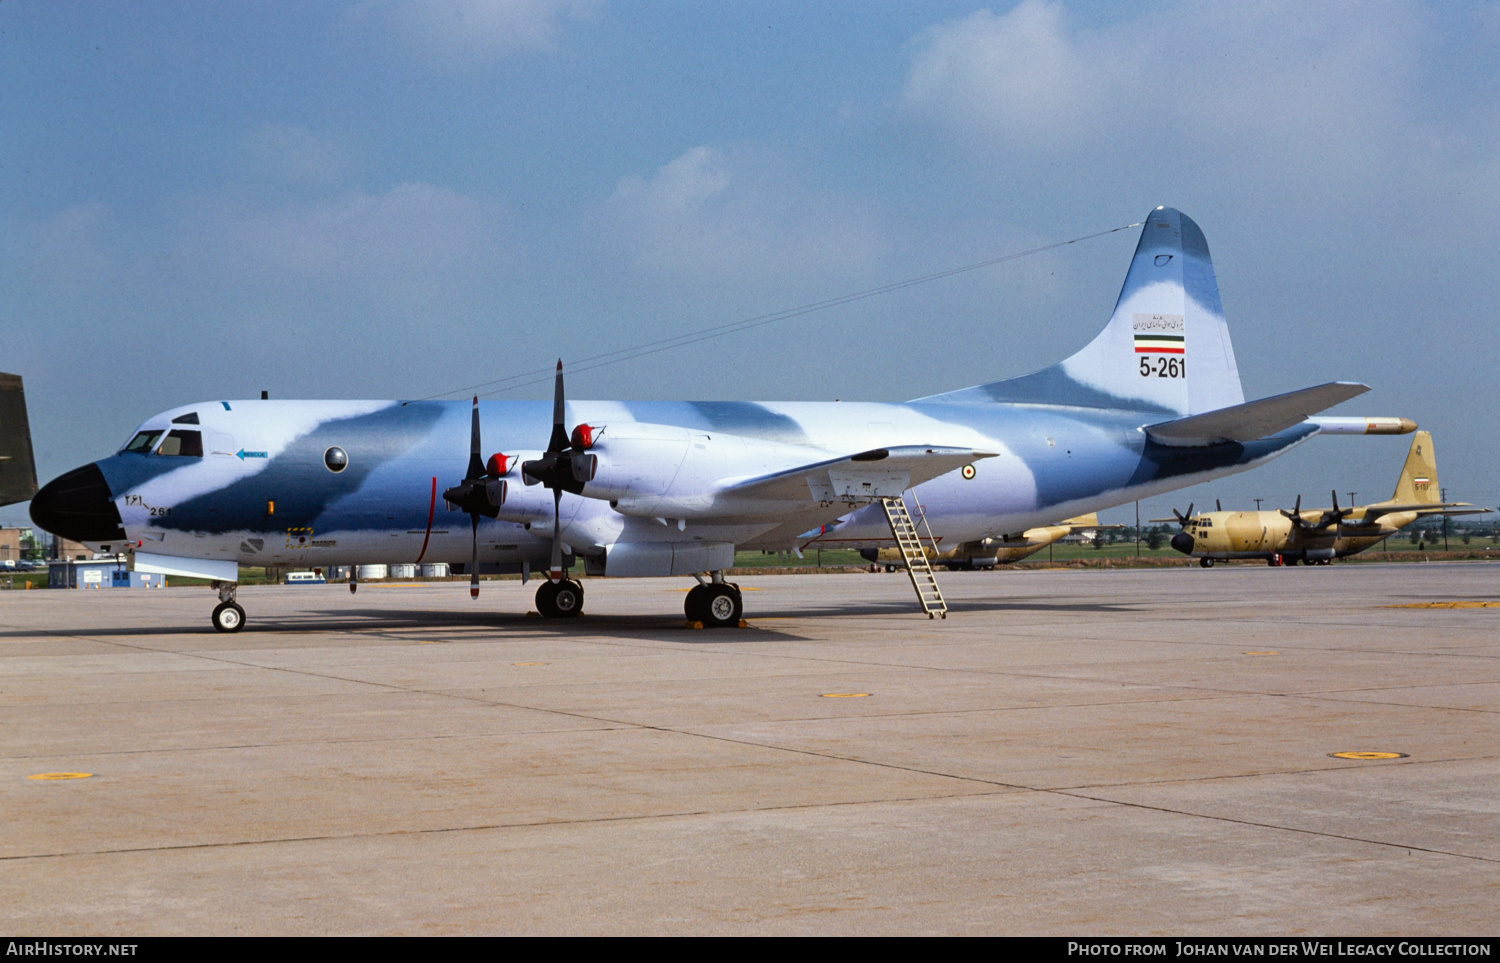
left=211, top=601, right=245, bottom=633
left=1199, top=557, right=1215, bottom=568
left=700, top=584, right=743, bottom=628
left=684, top=584, right=711, bottom=622
left=536, top=579, right=584, bottom=618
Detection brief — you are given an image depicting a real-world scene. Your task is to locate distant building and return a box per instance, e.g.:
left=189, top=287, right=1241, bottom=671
left=0, top=527, right=24, bottom=562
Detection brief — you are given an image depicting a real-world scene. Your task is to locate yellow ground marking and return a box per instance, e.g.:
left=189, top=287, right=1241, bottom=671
left=513, top=661, right=549, bottom=666
left=821, top=692, right=871, bottom=698
left=1329, top=751, right=1408, bottom=760
left=418, top=640, right=445, bottom=644
left=28, top=773, right=92, bottom=780
left=1244, top=651, right=1280, bottom=655
left=1382, top=601, right=1500, bottom=608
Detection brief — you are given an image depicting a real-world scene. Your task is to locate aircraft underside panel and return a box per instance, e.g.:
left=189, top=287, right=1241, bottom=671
left=603, top=541, right=735, bottom=577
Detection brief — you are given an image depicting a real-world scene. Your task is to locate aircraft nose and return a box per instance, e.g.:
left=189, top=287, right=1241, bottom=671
left=1170, top=532, right=1195, bottom=555
left=30, top=463, right=126, bottom=543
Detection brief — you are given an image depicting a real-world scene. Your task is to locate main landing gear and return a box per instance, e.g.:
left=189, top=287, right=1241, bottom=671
left=211, top=581, right=245, bottom=633
left=684, top=572, right=743, bottom=628
left=535, top=578, right=584, bottom=619
left=1199, top=557, right=1215, bottom=568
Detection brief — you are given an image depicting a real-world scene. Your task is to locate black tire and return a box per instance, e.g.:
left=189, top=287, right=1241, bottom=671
left=700, top=584, right=743, bottom=628
left=536, top=579, right=584, bottom=619
left=1199, top=557, right=1215, bottom=568
left=684, top=584, right=711, bottom=622
left=211, top=601, right=245, bottom=633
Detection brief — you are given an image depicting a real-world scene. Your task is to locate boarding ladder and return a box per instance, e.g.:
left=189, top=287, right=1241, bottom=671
left=879, top=495, right=948, bottom=619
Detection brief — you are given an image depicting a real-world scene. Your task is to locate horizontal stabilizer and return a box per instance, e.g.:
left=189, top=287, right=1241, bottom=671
left=1145, top=382, right=1368, bottom=446
left=1359, top=503, right=1490, bottom=522
left=719, top=446, right=995, bottom=506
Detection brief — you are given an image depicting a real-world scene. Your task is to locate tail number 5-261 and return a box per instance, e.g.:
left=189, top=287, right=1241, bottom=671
left=1139, top=357, right=1185, bottom=378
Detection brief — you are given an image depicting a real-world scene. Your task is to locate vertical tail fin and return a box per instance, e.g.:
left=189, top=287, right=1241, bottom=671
left=922, top=208, right=1244, bottom=415
left=1392, top=431, right=1439, bottom=505
left=0, top=373, right=38, bottom=507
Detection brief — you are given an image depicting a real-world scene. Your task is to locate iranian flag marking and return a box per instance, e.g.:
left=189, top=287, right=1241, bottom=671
left=1134, top=334, right=1184, bottom=354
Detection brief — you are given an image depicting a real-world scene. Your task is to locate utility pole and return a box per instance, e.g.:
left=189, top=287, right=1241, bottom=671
left=1347, top=491, right=1357, bottom=506
left=1135, top=500, right=1141, bottom=557
left=1442, top=487, right=1449, bottom=550
left=1253, top=498, right=1263, bottom=511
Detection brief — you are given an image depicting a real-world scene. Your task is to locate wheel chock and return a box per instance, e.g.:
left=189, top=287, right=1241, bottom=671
left=525, top=610, right=542, bottom=619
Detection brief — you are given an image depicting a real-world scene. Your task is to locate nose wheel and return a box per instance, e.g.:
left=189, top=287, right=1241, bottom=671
left=536, top=578, right=584, bottom=618
left=685, top=582, right=743, bottom=627
left=211, top=601, right=245, bottom=633
left=210, top=581, right=245, bottom=632
left=1199, top=557, right=1215, bottom=568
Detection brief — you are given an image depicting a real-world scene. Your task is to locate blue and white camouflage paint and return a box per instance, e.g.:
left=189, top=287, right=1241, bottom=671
left=30, top=208, right=1390, bottom=596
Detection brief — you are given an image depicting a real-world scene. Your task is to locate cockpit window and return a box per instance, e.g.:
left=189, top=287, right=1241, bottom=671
left=171, top=412, right=200, bottom=425
left=156, top=429, right=203, bottom=457
left=122, top=431, right=163, bottom=453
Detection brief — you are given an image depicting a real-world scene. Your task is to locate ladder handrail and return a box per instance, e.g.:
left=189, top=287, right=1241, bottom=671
left=905, top=489, right=943, bottom=559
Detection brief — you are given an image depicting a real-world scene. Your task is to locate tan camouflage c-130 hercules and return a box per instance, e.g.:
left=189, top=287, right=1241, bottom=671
left=1159, top=431, right=1490, bottom=567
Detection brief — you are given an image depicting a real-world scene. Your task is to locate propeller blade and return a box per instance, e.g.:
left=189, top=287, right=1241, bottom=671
left=1216, top=499, right=1222, bottom=512
left=549, top=488, right=564, bottom=582
left=548, top=360, right=569, bottom=453
left=469, top=515, right=480, bottom=600
left=467, top=396, right=484, bottom=481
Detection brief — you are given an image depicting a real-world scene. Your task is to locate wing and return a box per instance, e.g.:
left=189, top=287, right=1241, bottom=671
left=717, top=445, right=995, bottom=508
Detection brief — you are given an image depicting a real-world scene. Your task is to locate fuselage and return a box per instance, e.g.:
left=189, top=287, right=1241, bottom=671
left=1171, top=507, right=1418, bottom=562
left=41, top=396, right=1319, bottom=572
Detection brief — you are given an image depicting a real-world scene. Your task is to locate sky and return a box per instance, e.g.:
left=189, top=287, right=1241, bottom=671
left=4, top=1, right=1499, bottom=528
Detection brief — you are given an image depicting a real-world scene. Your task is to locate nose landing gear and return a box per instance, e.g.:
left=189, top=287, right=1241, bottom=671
left=211, top=581, right=245, bottom=633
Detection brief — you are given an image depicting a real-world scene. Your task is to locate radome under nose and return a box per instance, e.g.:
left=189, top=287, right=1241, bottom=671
left=30, top=463, right=126, bottom=543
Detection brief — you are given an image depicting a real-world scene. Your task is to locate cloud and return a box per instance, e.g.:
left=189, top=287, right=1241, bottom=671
left=903, top=2, right=1118, bottom=147
left=170, top=182, right=511, bottom=317
left=243, top=123, right=346, bottom=184
left=902, top=0, right=1437, bottom=180
left=358, top=0, right=602, bottom=63
left=600, top=146, right=887, bottom=284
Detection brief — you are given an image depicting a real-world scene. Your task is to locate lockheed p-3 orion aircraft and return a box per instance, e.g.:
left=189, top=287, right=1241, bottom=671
left=29, top=208, right=1413, bottom=631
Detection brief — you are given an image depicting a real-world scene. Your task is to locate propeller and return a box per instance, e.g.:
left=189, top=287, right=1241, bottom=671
left=1171, top=503, right=1195, bottom=528
left=520, top=361, right=598, bottom=583
left=442, top=396, right=505, bottom=599
left=1313, top=489, right=1355, bottom=530
left=1279, top=495, right=1307, bottom=529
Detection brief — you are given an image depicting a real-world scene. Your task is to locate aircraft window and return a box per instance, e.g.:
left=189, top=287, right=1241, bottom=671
left=171, top=412, right=200, bottom=425
left=122, top=431, right=163, bottom=454
left=324, top=447, right=348, bottom=472
left=156, top=429, right=203, bottom=457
